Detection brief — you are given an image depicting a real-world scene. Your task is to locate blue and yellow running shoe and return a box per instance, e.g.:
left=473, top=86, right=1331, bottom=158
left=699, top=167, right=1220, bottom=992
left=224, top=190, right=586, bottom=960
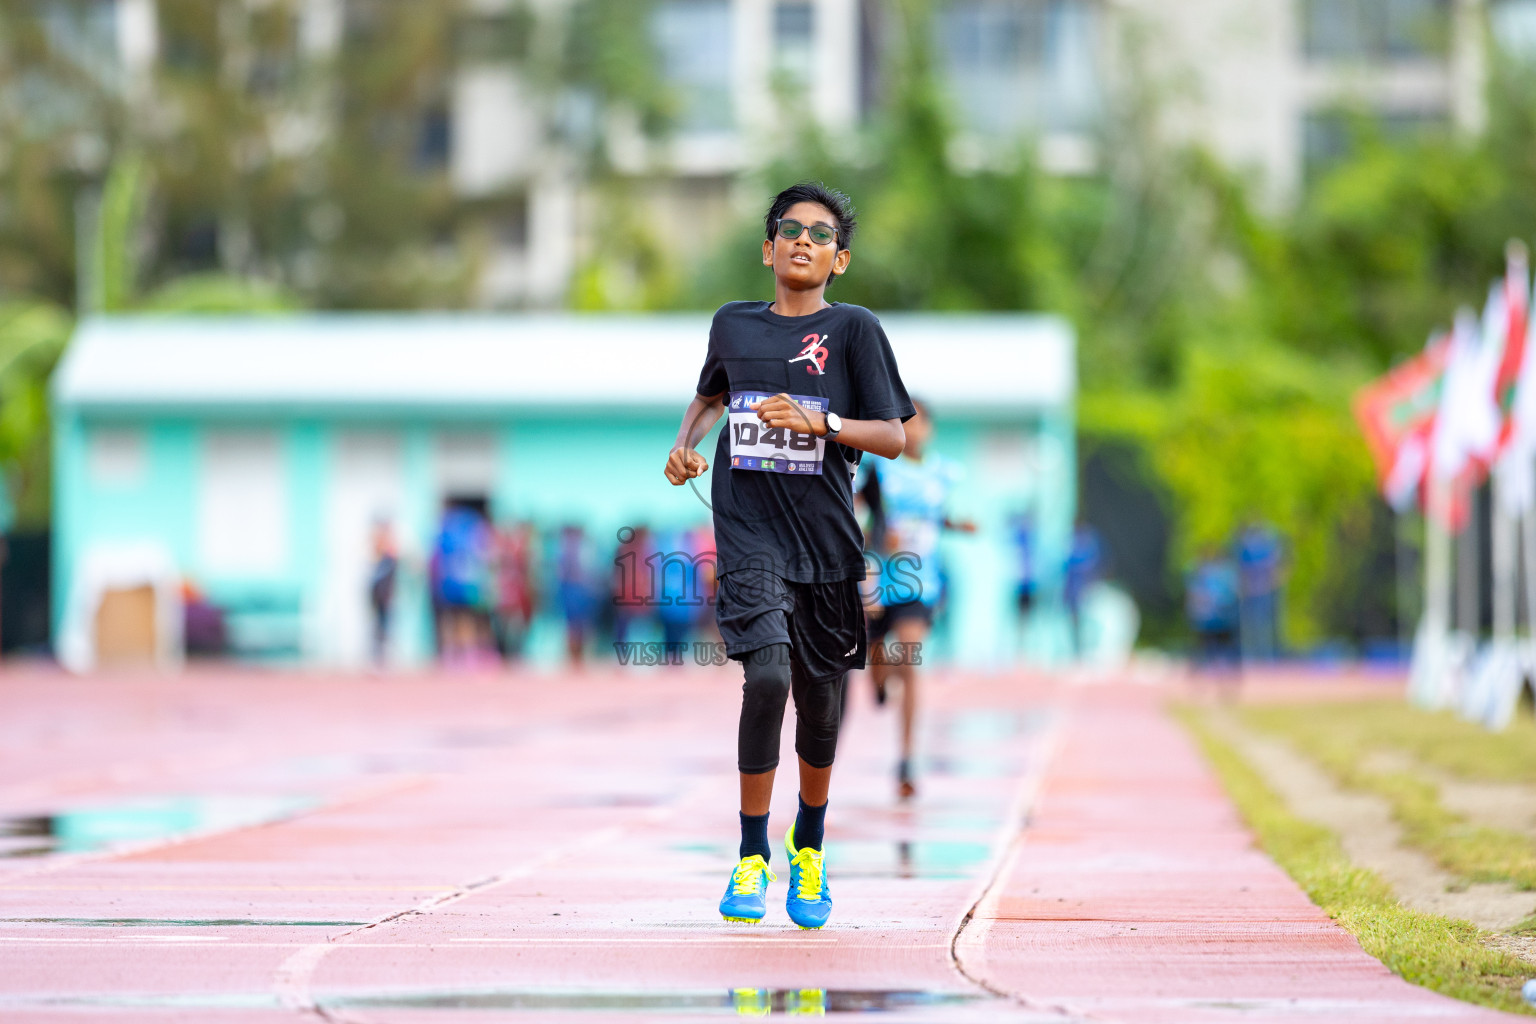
left=719, top=854, right=775, bottom=923
left=732, top=988, right=772, bottom=1016
left=783, top=822, right=832, bottom=929
left=786, top=988, right=827, bottom=1015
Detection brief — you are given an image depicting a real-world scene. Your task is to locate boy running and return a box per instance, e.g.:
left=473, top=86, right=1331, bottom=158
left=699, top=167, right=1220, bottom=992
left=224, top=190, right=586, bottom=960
left=663, top=182, right=913, bottom=929
left=861, top=398, right=975, bottom=800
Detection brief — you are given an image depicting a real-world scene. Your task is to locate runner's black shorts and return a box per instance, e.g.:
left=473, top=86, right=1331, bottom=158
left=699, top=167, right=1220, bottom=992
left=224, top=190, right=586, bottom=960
left=716, top=568, right=867, bottom=681
left=867, top=599, right=934, bottom=641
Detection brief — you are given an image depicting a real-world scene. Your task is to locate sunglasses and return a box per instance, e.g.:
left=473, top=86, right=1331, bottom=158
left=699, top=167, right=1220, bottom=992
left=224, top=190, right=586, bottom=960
left=776, top=218, right=839, bottom=246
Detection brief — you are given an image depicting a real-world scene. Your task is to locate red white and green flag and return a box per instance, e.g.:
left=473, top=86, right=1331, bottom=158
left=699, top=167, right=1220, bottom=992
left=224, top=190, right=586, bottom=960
left=1356, top=244, right=1532, bottom=527
left=1354, top=333, right=1449, bottom=511
left=1496, top=249, right=1536, bottom=515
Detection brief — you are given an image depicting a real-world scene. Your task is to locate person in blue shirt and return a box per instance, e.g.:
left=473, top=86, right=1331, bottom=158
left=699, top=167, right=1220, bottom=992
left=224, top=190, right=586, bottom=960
left=434, top=503, right=493, bottom=667
left=1010, top=510, right=1038, bottom=620
left=654, top=525, right=703, bottom=663
left=1235, top=518, right=1284, bottom=662
left=556, top=524, right=596, bottom=667
left=1187, top=546, right=1241, bottom=681
left=860, top=399, right=974, bottom=800
left=1064, top=520, right=1103, bottom=658
left=367, top=518, right=398, bottom=668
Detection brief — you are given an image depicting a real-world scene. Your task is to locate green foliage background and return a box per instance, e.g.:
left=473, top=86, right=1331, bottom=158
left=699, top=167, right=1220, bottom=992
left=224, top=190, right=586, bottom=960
left=572, top=6, right=1536, bottom=646
left=3, top=0, right=1535, bottom=643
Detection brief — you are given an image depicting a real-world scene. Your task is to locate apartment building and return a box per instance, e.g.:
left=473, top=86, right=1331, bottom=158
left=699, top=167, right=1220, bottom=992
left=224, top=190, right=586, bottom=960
left=33, top=0, right=1531, bottom=305
left=457, top=0, right=1104, bottom=303
left=460, top=0, right=1509, bottom=297
left=1118, top=0, right=1490, bottom=205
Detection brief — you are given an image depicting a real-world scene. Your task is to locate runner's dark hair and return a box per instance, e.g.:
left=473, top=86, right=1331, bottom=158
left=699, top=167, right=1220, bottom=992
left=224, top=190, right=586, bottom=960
left=764, top=182, right=857, bottom=288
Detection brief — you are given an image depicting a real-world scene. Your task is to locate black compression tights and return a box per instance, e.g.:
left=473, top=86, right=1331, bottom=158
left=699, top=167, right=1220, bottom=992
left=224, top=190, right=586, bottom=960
left=737, top=644, right=845, bottom=774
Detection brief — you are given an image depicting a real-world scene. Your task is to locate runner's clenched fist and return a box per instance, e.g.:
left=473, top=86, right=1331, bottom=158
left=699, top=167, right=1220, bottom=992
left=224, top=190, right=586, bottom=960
left=750, top=393, right=827, bottom=437
left=664, top=445, right=709, bottom=485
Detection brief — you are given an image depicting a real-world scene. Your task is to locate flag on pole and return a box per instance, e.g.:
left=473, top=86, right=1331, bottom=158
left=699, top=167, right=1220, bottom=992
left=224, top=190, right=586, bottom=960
left=1423, top=304, right=1506, bottom=530
left=1498, top=258, right=1536, bottom=516
left=1354, top=334, right=1448, bottom=511
left=1356, top=244, right=1532, bottom=524
left=1432, top=300, right=1506, bottom=482
left=1495, top=245, right=1530, bottom=451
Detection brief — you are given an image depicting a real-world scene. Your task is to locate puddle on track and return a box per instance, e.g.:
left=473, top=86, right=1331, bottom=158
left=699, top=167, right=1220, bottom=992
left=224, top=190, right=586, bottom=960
left=0, top=988, right=1001, bottom=1016
left=0, top=917, right=366, bottom=927
left=834, top=839, right=992, bottom=879
left=0, top=794, right=316, bottom=858
left=328, top=987, right=993, bottom=1014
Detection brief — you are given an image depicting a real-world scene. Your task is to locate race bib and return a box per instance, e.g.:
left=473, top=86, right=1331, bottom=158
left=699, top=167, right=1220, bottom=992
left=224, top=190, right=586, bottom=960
left=727, top=391, right=825, bottom=475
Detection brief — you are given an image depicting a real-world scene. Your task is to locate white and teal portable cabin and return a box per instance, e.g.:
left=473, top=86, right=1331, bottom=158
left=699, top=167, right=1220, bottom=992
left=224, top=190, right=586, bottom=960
left=51, top=313, right=1076, bottom=669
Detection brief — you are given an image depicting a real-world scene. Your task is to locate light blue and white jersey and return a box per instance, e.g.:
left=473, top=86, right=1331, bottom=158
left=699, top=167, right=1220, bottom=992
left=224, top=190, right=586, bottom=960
left=865, top=454, right=961, bottom=607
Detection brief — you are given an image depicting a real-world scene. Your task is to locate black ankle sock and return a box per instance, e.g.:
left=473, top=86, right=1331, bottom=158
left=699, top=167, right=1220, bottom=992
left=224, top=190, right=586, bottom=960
left=795, top=795, right=827, bottom=852
left=739, top=812, right=770, bottom=863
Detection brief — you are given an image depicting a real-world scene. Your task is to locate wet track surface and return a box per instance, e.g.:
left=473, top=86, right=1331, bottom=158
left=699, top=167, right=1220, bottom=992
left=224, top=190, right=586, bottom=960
left=0, top=667, right=1517, bottom=1022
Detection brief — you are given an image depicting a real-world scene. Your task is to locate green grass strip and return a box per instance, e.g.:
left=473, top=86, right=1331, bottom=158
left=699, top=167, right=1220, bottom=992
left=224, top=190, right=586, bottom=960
left=1175, top=706, right=1533, bottom=1015
left=1243, top=700, right=1536, bottom=785
left=1243, top=701, right=1536, bottom=890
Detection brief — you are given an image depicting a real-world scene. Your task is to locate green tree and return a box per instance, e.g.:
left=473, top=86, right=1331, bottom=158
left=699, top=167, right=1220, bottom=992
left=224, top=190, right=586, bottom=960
left=0, top=303, right=72, bottom=529
left=646, top=0, right=1439, bottom=644
left=0, top=0, right=477, bottom=311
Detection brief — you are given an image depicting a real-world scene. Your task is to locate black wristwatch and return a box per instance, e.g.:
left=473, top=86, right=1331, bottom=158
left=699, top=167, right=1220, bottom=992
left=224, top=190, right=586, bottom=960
left=823, top=412, right=843, bottom=440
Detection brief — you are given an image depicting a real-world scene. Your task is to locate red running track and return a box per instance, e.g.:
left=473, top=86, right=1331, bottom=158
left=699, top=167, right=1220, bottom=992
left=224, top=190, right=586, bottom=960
left=0, top=666, right=1518, bottom=1022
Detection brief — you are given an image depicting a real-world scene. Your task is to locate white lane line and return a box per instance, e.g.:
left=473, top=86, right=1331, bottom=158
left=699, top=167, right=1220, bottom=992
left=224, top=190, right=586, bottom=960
left=0, top=937, right=948, bottom=949
left=0, top=884, right=460, bottom=893
left=446, top=936, right=856, bottom=944
left=273, top=826, right=622, bottom=1022
left=0, top=936, right=245, bottom=944
left=271, top=777, right=722, bottom=1024
left=944, top=703, right=1087, bottom=1022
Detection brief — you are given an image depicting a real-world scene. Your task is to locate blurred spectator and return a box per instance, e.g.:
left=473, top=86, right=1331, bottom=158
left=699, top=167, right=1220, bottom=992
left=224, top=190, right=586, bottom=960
left=1187, top=547, right=1241, bottom=677
left=368, top=518, right=398, bottom=667
left=433, top=503, right=493, bottom=667
left=492, top=521, right=537, bottom=663
left=428, top=536, right=443, bottom=655
left=181, top=580, right=227, bottom=657
left=655, top=526, right=702, bottom=661
left=611, top=525, right=653, bottom=647
left=557, top=524, right=596, bottom=666
left=1064, top=520, right=1104, bottom=657
left=1235, top=518, right=1284, bottom=662
left=1010, top=511, right=1038, bottom=624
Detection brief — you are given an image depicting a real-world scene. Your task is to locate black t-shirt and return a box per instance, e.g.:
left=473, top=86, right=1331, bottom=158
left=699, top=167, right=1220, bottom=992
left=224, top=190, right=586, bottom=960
left=694, top=301, right=915, bottom=584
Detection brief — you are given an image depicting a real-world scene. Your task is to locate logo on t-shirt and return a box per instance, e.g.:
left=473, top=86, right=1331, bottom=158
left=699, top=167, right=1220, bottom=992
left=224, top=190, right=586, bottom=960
left=788, top=333, right=829, bottom=375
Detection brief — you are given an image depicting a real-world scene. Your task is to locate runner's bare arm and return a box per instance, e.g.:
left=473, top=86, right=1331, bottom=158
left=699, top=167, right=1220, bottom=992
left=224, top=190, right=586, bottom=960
left=664, top=391, right=726, bottom=485
left=751, top=393, right=905, bottom=460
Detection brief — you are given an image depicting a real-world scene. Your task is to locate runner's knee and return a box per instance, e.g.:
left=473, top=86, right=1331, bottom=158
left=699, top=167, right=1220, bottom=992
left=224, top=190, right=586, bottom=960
left=793, top=669, right=844, bottom=769
left=737, top=644, right=792, bottom=774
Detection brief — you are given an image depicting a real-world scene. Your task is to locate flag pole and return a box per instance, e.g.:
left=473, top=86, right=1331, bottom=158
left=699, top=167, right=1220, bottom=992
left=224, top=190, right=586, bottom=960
left=1524, top=504, right=1536, bottom=641
left=1414, top=474, right=1454, bottom=707
left=1495, top=472, right=1517, bottom=643
left=1432, top=478, right=1453, bottom=649
left=1396, top=508, right=1417, bottom=655
left=1456, top=493, right=1478, bottom=638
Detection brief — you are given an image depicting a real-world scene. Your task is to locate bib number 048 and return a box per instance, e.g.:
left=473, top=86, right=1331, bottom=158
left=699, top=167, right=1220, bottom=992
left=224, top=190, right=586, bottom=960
left=731, top=421, right=819, bottom=452
left=727, top=390, right=827, bottom=475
